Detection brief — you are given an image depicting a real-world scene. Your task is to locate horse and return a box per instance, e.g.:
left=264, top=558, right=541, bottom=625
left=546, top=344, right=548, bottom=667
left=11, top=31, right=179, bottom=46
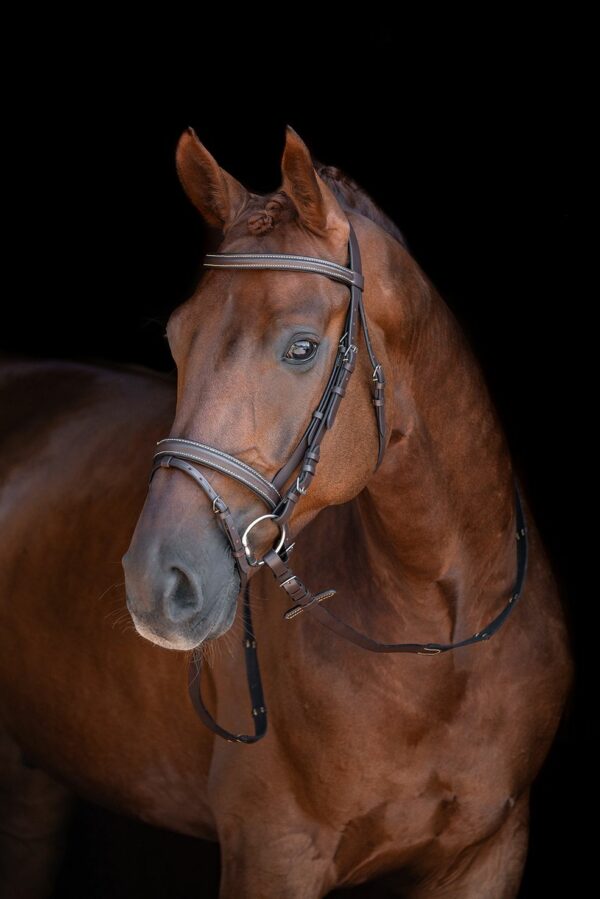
left=0, top=127, right=572, bottom=898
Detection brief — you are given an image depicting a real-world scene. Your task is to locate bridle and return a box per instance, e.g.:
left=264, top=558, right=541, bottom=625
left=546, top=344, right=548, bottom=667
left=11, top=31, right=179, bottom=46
left=149, top=222, right=528, bottom=744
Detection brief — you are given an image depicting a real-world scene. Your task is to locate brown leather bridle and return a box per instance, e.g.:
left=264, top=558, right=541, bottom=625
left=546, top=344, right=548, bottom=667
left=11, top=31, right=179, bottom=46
left=149, top=223, right=528, bottom=744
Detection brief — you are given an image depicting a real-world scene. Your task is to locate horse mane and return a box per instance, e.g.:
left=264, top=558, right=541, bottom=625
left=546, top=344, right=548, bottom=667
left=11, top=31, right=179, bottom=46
left=315, top=164, right=407, bottom=248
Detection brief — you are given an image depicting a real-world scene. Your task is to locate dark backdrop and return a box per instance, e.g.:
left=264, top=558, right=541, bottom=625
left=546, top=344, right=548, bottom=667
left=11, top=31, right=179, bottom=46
left=5, top=21, right=591, bottom=898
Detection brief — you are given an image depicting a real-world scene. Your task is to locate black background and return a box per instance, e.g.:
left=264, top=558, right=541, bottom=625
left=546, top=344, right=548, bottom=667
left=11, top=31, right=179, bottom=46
left=5, top=18, right=592, bottom=898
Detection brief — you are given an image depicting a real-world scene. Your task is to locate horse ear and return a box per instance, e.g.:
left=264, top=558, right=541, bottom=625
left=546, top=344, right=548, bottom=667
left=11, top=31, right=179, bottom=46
left=175, top=128, right=248, bottom=230
left=281, top=126, right=348, bottom=245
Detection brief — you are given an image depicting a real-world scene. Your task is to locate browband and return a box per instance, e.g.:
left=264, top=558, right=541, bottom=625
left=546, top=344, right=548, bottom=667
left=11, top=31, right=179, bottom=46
left=204, top=252, right=365, bottom=289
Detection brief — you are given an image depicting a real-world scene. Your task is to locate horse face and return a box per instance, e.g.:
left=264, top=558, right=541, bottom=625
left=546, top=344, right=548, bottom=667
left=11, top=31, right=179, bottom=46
left=123, top=128, right=380, bottom=649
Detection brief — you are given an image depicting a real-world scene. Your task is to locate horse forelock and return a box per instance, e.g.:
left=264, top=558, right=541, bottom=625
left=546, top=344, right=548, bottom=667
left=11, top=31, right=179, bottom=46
left=229, top=166, right=406, bottom=249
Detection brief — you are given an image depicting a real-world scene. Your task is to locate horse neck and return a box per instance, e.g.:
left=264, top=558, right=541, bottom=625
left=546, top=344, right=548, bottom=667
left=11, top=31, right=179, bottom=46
left=355, top=237, right=518, bottom=638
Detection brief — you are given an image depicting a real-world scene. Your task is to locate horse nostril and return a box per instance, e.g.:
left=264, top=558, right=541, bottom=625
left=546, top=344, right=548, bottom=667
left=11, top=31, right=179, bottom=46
left=164, top=566, right=202, bottom=622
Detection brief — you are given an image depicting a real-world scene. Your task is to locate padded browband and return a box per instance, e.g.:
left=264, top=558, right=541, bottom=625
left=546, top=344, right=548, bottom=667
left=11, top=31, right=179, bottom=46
left=204, top=252, right=365, bottom=289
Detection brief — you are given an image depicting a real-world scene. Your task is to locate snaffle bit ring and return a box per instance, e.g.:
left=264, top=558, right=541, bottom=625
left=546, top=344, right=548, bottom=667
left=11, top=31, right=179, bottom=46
left=241, top=514, right=287, bottom=567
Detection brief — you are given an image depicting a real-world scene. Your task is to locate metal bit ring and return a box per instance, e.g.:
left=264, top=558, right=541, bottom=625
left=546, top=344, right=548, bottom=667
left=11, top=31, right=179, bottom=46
left=241, top=514, right=287, bottom=567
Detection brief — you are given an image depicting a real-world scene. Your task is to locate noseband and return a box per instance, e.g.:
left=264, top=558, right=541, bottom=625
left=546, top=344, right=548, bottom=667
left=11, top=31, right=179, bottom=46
left=149, top=223, right=528, bottom=744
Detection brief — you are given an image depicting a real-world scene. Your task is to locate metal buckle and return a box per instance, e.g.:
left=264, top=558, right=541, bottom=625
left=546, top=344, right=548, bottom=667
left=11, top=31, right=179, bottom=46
left=280, top=575, right=303, bottom=591
left=295, top=475, right=308, bottom=496
left=241, top=514, right=287, bottom=567
left=343, top=344, right=358, bottom=363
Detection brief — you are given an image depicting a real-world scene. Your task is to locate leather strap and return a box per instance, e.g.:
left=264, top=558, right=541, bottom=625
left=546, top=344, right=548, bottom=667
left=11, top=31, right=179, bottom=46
left=304, top=483, right=528, bottom=654
left=204, top=252, right=365, bottom=289
left=155, top=439, right=281, bottom=510
left=262, top=548, right=336, bottom=620
left=358, top=295, right=386, bottom=468
left=187, top=585, right=266, bottom=743
left=270, top=224, right=384, bottom=524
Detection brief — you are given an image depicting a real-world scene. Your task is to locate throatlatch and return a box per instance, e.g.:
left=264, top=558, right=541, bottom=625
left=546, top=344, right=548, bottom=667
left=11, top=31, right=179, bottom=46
left=150, top=223, right=528, bottom=744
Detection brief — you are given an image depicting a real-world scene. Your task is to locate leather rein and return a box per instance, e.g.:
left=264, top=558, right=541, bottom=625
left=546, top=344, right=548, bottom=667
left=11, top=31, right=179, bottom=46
left=150, top=223, right=528, bottom=744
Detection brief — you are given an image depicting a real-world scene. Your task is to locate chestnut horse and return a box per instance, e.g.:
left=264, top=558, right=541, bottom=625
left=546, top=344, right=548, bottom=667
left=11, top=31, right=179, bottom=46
left=0, top=128, right=571, bottom=898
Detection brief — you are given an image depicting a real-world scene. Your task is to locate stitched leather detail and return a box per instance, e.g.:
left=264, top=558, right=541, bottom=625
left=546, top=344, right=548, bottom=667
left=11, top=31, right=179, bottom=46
left=204, top=253, right=364, bottom=289
left=154, top=449, right=278, bottom=508
left=156, top=438, right=277, bottom=491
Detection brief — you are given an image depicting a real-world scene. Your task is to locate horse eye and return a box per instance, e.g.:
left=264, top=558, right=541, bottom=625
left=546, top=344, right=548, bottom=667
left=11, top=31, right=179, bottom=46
left=284, top=339, right=319, bottom=363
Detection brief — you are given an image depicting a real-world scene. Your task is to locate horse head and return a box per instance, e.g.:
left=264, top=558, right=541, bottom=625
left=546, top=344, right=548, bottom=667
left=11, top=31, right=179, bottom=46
left=122, top=128, right=391, bottom=650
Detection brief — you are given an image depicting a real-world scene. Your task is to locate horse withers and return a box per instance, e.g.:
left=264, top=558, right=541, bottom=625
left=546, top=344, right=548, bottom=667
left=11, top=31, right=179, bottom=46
left=0, top=128, right=572, bottom=898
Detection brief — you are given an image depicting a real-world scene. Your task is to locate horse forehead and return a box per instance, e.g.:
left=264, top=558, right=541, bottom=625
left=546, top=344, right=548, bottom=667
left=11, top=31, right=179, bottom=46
left=199, top=268, right=342, bottom=321
left=220, top=208, right=350, bottom=266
